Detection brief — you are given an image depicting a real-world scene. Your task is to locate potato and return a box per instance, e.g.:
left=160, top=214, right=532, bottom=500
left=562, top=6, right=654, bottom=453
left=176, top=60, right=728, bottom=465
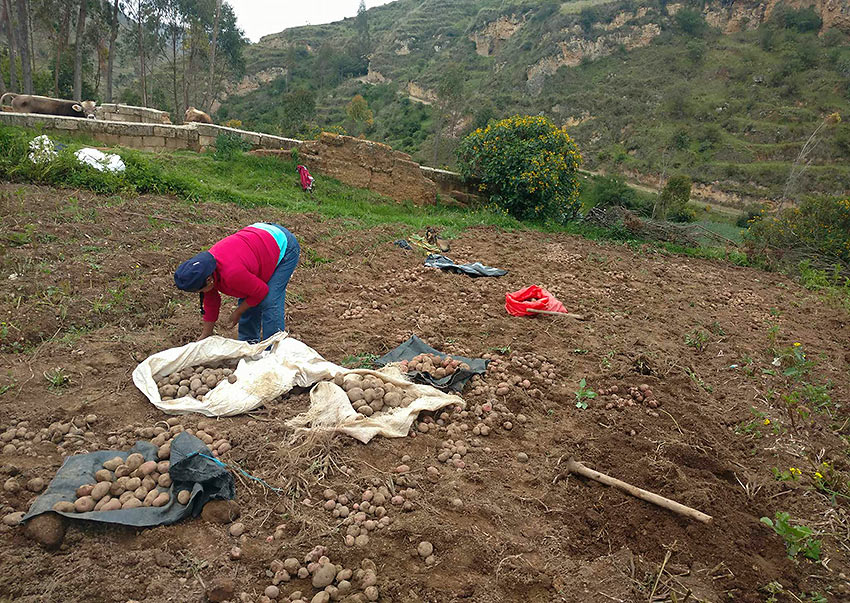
left=91, top=481, right=111, bottom=501
left=122, top=497, right=143, bottom=510
left=126, top=453, right=145, bottom=471
left=74, top=496, right=95, bottom=512
left=217, top=442, right=231, bottom=455
left=197, top=386, right=210, bottom=396
left=151, top=433, right=168, bottom=447
left=119, top=491, right=135, bottom=504
left=142, top=476, right=157, bottom=492
left=177, top=385, right=190, bottom=397
left=227, top=375, right=237, bottom=384
left=143, top=489, right=159, bottom=506
left=94, top=469, right=112, bottom=482
left=114, top=464, right=132, bottom=478
left=103, top=456, right=124, bottom=471
left=158, top=443, right=171, bottom=460
left=204, top=374, right=217, bottom=388
left=168, top=374, right=180, bottom=385
left=158, top=473, right=172, bottom=488
left=370, top=400, right=384, bottom=412
left=101, top=499, right=122, bottom=512
left=139, top=461, right=157, bottom=476
left=76, top=484, right=94, bottom=498
left=190, top=378, right=203, bottom=392
left=384, top=393, right=402, bottom=408
left=152, top=492, right=170, bottom=507
left=347, top=388, right=365, bottom=402
left=109, top=482, right=125, bottom=496
left=177, top=489, right=191, bottom=505
left=333, top=374, right=345, bottom=386
left=122, top=477, right=140, bottom=492
left=359, top=406, right=374, bottom=417
left=53, top=501, right=76, bottom=513
left=94, top=495, right=112, bottom=511
left=134, top=487, right=147, bottom=500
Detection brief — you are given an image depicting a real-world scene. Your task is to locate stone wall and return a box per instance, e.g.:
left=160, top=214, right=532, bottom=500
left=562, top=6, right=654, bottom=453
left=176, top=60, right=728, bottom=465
left=95, top=104, right=172, bottom=124
left=0, top=112, right=297, bottom=153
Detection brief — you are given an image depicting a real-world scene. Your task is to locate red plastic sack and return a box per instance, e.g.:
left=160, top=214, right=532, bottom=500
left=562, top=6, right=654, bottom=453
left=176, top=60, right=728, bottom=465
left=505, top=285, right=568, bottom=317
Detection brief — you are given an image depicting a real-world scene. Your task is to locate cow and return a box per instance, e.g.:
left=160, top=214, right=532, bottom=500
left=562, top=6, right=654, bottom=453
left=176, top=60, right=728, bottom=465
left=185, top=106, right=213, bottom=124
left=0, top=93, right=97, bottom=119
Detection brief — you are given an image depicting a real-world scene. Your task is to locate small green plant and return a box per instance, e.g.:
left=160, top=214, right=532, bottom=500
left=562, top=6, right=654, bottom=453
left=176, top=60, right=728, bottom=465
left=812, top=461, right=850, bottom=501
left=43, top=367, right=70, bottom=390
left=771, top=467, right=801, bottom=481
left=684, top=329, right=709, bottom=352
left=574, top=378, right=596, bottom=409
left=213, top=133, right=251, bottom=161
left=760, top=512, right=822, bottom=560
left=341, top=353, right=378, bottom=369
left=781, top=342, right=815, bottom=379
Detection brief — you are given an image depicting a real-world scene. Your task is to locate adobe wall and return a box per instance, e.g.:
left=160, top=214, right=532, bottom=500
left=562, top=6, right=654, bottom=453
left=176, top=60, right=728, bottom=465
left=95, top=104, right=173, bottom=124
left=0, top=112, right=298, bottom=153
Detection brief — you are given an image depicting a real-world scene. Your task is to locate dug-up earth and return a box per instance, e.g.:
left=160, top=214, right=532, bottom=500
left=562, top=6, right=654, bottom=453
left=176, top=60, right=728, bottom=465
left=1, top=183, right=849, bottom=603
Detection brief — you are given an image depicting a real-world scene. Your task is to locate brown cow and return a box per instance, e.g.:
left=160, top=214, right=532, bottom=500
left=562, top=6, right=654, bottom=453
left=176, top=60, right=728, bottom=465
left=0, top=93, right=97, bottom=118
left=185, top=106, right=213, bottom=124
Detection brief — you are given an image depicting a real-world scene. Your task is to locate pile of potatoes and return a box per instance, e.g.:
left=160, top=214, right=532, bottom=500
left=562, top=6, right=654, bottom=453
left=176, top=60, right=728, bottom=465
left=262, top=548, right=380, bottom=603
left=333, top=373, right=415, bottom=417
left=51, top=453, right=191, bottom=514
left=600, top=383, right=661, bottom=410
left=400, top=353, right=470, bottom=379
left=156, top=363, right=238, bottom=402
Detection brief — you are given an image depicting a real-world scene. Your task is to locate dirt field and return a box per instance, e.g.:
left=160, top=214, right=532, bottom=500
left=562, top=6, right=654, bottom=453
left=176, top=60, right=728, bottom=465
left=1, top=183, right=849, bottom=603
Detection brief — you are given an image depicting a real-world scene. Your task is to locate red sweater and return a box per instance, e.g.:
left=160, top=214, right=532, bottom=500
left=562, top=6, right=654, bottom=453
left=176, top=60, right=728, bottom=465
left=203, top=226, right=280, bottom=322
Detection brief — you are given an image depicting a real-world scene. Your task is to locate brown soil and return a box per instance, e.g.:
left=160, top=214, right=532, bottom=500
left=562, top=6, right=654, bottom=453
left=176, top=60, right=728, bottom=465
left=1, top=183, right=849, bottom=603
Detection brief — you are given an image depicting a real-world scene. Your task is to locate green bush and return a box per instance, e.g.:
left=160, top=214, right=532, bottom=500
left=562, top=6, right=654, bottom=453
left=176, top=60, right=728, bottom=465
left=746, top=196, right=850, bottom=265
left=213, top=133, right=251, bottom=161
left=456, top=115, right=583, bottom=221
left=654, top=174, right=692, bottom=221
left=738, top=202, right=769, bottom=228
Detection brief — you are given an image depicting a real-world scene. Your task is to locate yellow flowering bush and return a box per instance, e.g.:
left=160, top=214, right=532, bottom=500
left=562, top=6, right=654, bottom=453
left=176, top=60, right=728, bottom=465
left=746, top=196, right=850, bottom=264
left=456, top=115, right=582, bottom=220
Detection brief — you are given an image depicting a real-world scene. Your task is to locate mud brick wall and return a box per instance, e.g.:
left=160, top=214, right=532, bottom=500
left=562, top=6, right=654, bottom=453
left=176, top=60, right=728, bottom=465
left=95, top=104, right=173, bottom=124
left=297, top=133, right=438, bottom=206
left=419, top=166, right=485, bottom=205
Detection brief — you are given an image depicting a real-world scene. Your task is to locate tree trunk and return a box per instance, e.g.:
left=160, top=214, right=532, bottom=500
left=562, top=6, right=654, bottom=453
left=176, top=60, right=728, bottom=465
left=73, top=0, right=87, bottom=100
left=206, top=0, right=221, bottom=112
left=16, top=0, right=32, bottom=93
left=106, top=0, right=118, bottom=102
left=432, top=107, right=444, bottom=167
left=137, top=0, right=146, bottom=106
left=171, top=27, right=179, bottom=122
left=3, top=0, right=17, bottom=92
left=54, top=3, right=71, bottom=96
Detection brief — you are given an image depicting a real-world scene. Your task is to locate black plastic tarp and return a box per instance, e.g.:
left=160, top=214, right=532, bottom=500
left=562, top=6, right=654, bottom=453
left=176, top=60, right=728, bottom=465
left=375, top=335, right=488, bottom=392
left=23, top=432, right=234, bottom=527
left=424, top=254, right=507, bottom=278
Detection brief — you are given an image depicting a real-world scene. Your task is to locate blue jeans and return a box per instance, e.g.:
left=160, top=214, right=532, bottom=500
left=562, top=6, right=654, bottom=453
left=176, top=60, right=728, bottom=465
left=238, top=226, right=300, bottom=343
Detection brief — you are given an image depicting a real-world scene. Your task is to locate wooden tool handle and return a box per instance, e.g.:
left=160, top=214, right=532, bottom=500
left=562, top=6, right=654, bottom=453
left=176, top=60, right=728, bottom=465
left=564, top=458, right=713, bottom=524
left=526, top=308, right=586, bottom=320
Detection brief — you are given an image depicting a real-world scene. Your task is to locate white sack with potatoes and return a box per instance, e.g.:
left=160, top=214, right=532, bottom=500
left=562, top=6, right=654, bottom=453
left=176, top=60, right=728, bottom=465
left=133, top=333, right=462, bottom=442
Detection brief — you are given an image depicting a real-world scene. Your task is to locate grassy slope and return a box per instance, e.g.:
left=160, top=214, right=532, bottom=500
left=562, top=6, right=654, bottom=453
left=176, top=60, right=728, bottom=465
left=217, top=0, right=850, bottom=199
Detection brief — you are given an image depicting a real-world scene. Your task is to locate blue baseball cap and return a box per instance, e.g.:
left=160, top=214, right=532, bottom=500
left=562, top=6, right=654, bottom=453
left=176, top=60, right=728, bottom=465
left=174, top=251, right=216, bottom=292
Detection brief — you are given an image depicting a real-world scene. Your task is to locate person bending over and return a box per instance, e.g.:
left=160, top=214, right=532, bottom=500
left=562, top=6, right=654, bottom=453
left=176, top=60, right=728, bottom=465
left=174, top=223, right=300, bottom=342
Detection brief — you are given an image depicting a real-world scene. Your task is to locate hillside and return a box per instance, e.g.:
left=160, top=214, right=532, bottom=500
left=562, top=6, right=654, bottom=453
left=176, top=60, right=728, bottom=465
left=217, top=0, right=850, bottom=203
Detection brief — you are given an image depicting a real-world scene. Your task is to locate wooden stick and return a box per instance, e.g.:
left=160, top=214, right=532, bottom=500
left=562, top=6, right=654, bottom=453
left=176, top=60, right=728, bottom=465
left=563, top=458, right=713, bottom=524
left=527, top=308, right=586, bottom=320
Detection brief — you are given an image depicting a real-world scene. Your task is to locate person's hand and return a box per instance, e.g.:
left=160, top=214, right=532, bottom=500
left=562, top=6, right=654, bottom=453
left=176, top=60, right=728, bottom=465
left=199, top=321, right=215, bottom=341
left=226, top=308, right=240, bottom=329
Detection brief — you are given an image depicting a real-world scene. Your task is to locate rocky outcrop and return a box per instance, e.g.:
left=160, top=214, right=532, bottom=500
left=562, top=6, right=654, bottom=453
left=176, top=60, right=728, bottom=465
left=407, top=82, right=437, bottom=105
left=299, top=133, right=437, bottom=205
left=469, top=16, right=523, bottom=57
left=360, top=68, right=389, bottom=84
left=527, top=22, right=661, bottom=95
left=231, top=68, right=287, bottom=97
left=694, top=0, right=849, bottom=33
